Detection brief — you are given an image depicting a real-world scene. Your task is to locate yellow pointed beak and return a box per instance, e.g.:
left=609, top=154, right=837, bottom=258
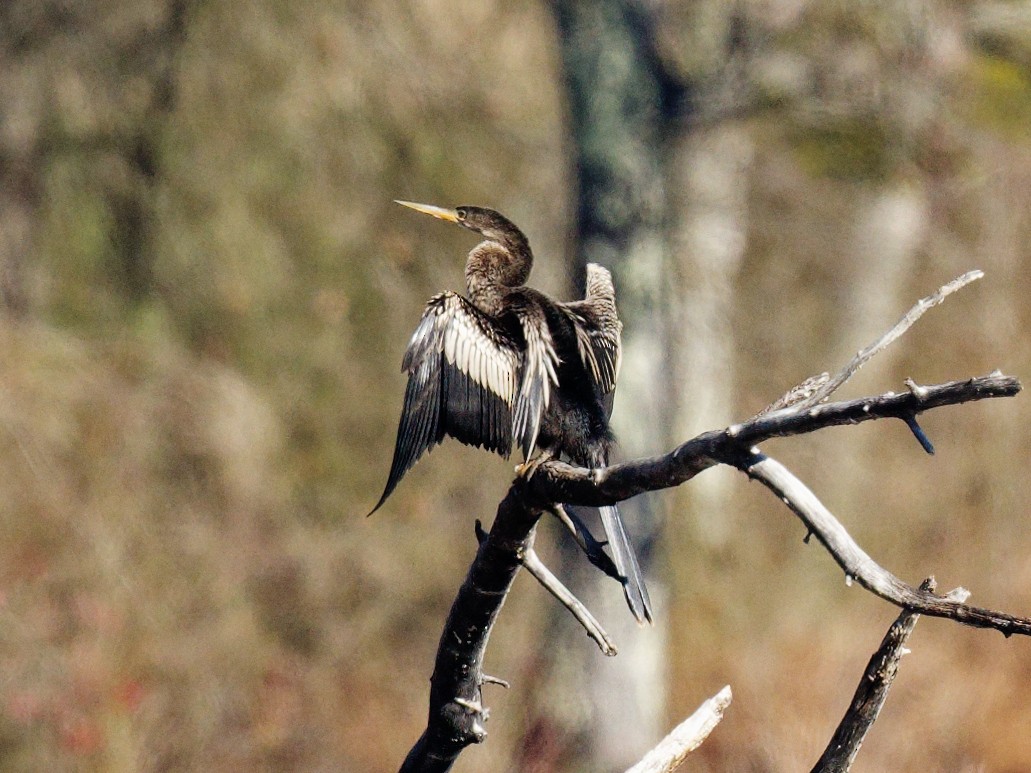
left=394, top=200, right=460, bottom=223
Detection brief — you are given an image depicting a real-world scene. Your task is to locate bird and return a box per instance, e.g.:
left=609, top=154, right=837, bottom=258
left=371, top=200, right=652, bottom=624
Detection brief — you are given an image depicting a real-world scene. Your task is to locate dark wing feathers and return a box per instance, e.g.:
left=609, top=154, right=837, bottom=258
left=370, top=292, right=524, bottom=514
left=566, top=268, right=650, bottom=621
left=564, top=263, right=622, bottom=397
left=511, top=303, right=559, bottom=458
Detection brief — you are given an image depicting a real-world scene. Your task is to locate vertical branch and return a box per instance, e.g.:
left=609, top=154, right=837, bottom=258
left=811, top=579, right=937, bottom=772
left=399, top=490, right=544, bottom=773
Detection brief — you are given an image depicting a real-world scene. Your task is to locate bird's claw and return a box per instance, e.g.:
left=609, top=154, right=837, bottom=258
left=515, top=452, right=553, bottom=480
left=455, top=696, right=485, bottom=715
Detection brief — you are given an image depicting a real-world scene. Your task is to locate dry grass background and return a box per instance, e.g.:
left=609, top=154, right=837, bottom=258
left=1, top=0, right=1030, bottom=770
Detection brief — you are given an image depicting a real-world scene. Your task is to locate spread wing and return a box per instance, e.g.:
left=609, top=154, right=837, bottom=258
left=370, top=292, right=521, bottom=514
left=564, top=263, right=622, bottom=397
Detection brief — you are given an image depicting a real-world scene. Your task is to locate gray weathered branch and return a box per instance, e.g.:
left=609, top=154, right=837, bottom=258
left=734, top=454, right=1030, bottom=635
left=625, top=686, right=733, bottom=773
left=799, top=270, right=984, bottom=408
left=521, top=544, right=618, bottom=656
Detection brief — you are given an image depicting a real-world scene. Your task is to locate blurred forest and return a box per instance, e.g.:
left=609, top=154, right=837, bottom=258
left=1, top=0, right=1031, bottom=771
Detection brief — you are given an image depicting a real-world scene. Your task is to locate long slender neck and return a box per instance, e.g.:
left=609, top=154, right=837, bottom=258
left=465, top=237, right=533, bottom=316
left=496, top=231, right=532, bottom=286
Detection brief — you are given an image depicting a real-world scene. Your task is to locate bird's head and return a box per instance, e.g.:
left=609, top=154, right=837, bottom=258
left=395, top=200, right=527, bottom=247
left=395, top=200, right=533, bottom=287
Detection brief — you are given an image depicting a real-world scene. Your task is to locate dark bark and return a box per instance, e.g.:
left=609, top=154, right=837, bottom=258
left=398, top=492, right=543, bottom=773
left=811, top=579, right=936, bottom=773
left=399, top=373, right=1028, bottom=772
left=529, top=375, right=1021, bottom=507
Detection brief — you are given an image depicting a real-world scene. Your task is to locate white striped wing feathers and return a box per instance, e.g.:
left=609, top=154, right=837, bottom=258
left=565, top=263, right=622, bottom=396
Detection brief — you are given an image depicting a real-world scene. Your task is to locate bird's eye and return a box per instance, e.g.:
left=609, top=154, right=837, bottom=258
left=456, top=207, right=468, bottom=220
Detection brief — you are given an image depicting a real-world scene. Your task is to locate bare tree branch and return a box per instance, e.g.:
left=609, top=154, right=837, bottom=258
left=398, top=270, right=1025, bottom=771
left=737, top=455, right=1030, bottom=635
left=811, top=579, right=939, bottom=773
left=528, top=374, right=1020, bottom=510
left=625, top=686, right=733, bottom=773
left=400, top=372, right=1027, bottom=771
left=797, top=270, right=984, bottom=408
left=399, top=491, right=542, bottom=773
left=521, top=545, right=618, bottom=656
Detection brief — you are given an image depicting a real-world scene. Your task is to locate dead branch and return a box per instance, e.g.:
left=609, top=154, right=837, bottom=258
left=528, top=374, right=1019, bottom=510
left=798, top=270, right=984, bottom=408
left=521, top=545, right=618, bottom=656
left=737, top=454, right=1030, bottom=635
left=399, top=490, right=541, bottom=773
left=625, top=686, right=733, bottom=773
left=811, top=579, right=938, bottom=772
left=399, top=373, right=1027, bottom=772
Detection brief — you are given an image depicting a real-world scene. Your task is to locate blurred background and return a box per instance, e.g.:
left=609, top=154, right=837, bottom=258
left=1, top=0, right=1030, bottom=770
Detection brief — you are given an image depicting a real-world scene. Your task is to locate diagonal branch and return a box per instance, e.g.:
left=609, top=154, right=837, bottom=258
left=797, top=270, right=984, bottom=408
left=625, top=686, right=733, bottom=773
left=521, top=545, right=618, bottom=656
left=732, top=454, right=1030, bottom=635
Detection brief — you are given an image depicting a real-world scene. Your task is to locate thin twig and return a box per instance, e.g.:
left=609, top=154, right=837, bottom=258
left=795, top=270, right=984, bottom=409
left=521, top=547, right=618, bottom=656
left=811, top=578, right=934, bottom=773
left=625, top=686, right=733, bottom=773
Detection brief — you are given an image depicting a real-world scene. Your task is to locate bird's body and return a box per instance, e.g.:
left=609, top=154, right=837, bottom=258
left=372, top=201, right=651, bottom=623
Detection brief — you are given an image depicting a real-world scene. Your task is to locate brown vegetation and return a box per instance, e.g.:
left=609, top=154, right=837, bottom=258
left=1, top=1, right=1030, bottom=770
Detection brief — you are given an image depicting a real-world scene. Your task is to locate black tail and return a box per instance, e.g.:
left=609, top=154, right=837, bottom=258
left=598, top=503, right=653, bottom=624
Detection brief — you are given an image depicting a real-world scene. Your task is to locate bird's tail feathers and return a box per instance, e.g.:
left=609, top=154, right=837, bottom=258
left=599, top=504, right=653, bottom=625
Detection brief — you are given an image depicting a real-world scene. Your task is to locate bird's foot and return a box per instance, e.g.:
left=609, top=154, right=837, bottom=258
left=455, top=696, right=483, bottom=712
left=515, top=451, right=554, bottom=480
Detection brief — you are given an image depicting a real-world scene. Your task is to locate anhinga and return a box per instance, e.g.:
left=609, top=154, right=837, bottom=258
left=371, top=200, right=652, bottom=624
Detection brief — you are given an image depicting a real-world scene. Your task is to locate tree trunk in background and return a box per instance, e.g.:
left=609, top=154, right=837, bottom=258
left=519, top=2, right=682, bottom=769
left=109, top=0, right=193, bottom=303
left=0, top=17, right=40, bottom=318
left=832, top=186, right=926, bottom=506
left=0, top=0, right=194, bottom=314
left=665, top=126, right=754, bottom=547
